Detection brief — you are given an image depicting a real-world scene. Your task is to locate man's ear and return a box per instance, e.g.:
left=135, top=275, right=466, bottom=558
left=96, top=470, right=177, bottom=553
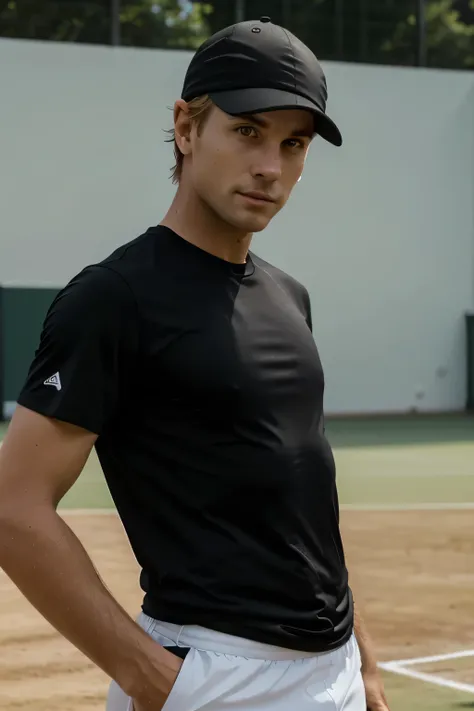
left=174, top=99, right=193, bottom=156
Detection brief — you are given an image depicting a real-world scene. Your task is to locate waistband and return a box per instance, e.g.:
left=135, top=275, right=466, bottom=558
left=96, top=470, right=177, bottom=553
left=139, top=612, right=355, bottom=662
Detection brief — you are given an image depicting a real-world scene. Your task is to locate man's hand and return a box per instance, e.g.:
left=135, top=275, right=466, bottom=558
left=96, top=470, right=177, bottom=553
left=362, top=667, right=390, bottom=711
left=131, top=650, right=183, bottom=711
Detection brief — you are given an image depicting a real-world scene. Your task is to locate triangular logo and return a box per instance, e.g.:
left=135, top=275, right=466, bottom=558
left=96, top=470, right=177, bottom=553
left=44, top=372, right=62, bottom=391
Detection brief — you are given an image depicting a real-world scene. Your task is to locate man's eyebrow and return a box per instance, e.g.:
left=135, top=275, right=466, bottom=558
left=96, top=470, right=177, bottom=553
left=229, top=113, right=314, bottom=137
left=291, top=125, right=315, bottom=138
left=228, top=113, right=269, bottom=128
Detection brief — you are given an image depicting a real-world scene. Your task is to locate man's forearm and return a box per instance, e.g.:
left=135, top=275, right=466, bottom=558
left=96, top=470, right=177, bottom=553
left=0, top=505, right=177, bottom=699
left=354, top=603, right=379, bottom=673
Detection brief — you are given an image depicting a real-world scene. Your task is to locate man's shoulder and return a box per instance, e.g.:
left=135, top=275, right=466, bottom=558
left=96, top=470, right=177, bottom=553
left=251, top=252, right=312, bottom=328
left=95, top=225, right=160, bottom=275
left=48, top=227, right=160, bottom=321
left=251, top=252, right=309, bottom=298
left=63, top=225, right=168, bottom=299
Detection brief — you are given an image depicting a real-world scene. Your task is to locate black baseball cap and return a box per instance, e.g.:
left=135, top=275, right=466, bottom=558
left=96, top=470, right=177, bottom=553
left=181, top=16, right=342, bottom=147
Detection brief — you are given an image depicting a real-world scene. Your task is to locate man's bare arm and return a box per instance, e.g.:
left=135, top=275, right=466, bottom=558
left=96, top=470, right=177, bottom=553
left=354, top=603, right=379, bottom=673
left=0, top=405, right=180, bottom=708
left=354, top=603, right=390, bottom=710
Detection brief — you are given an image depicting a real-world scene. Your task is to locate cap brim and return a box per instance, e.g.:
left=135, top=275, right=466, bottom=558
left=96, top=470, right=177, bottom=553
left=209, top=87, right=342, bottom=147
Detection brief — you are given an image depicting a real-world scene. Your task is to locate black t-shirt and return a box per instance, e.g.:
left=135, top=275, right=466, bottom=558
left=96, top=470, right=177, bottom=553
left=18, top=226, right=353, bottom=653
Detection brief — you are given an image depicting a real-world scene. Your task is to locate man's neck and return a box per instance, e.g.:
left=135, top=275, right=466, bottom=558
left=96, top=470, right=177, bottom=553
left=160, top=184, right=252, bottom=265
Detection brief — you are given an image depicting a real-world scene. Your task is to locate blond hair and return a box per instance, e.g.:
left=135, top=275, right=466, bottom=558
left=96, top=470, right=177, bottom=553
left=165, top=95, right=214, bottom=184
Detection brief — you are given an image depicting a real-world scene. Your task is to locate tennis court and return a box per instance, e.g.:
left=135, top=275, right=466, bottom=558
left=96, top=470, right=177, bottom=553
left=1, top=414, right=474, bottom=710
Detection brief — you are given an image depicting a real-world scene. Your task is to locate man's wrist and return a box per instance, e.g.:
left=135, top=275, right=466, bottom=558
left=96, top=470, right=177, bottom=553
left=118, top=636, right=181, bottom=700
left=360, top=652, right=379, bottom=676
left=353, top=605, right=379, bottom=675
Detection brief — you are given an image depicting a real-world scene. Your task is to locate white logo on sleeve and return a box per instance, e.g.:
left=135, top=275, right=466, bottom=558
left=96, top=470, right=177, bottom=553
left=44, top=372, right=62, bottom=391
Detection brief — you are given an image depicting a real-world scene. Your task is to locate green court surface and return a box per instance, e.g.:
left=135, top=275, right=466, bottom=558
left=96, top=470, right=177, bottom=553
left=382, top=672, right=474, bottom=711
left=2, top=414, right=473, bottom=509
left=1, top=413, right=474, bottom=711
left=49, top=414, right=474, bottom=509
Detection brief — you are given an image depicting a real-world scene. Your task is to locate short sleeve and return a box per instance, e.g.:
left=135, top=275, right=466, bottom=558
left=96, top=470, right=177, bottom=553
left=17, top=265, right=138, bottom=435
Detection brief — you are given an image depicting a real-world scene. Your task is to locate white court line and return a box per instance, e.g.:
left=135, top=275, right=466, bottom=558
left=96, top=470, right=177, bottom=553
left=341, top=502, right=474, bottom=511
left=59, top=503, right=474, bottom=516
left=379, top=661, right=474, bottom=696
left=60, top=503, right=474, bottom=516
left=59, top=508, right=116, bottom=516
left=386, top=649, right=474, bottom=667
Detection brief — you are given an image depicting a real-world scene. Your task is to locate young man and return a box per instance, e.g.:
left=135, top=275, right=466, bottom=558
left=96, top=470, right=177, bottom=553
left=0, top=17, right=389, bottom=711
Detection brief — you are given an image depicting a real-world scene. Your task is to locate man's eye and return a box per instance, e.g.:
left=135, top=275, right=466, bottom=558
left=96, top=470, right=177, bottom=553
left=285, top=139, right=304, bottom=149
left=237, top=126, right=258, bottom=138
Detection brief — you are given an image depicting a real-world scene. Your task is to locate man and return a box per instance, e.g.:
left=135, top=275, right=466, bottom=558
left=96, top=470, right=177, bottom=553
left=0, top=16, right=389, bottom=711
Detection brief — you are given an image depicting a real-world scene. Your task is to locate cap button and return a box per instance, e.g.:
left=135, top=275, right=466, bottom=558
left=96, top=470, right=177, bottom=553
left=260, top=16, right=271, bottom=23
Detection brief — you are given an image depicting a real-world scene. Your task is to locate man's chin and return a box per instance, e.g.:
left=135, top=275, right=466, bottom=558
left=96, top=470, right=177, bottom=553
left=249, top=220, right=271, bottom=233
left=233, top=215, right=273, bottom=233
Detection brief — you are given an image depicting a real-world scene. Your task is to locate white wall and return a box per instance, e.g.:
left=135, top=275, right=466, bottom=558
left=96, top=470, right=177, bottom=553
left=1, top=38, right=473, bottom=414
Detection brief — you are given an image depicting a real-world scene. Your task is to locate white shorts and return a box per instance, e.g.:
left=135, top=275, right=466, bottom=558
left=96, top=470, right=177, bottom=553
left=106, top=612, right=366, bottom=710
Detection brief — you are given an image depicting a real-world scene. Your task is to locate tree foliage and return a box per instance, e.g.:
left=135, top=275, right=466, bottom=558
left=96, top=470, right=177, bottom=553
left=0, top=0, right=472, bottom=69
left=0, top=1, right=111, bottom=43
left=119, top=0, right=211, bottom=49
left=381, top=0, right=474, bottom=67
left=0, top=0, right=212, bottom=47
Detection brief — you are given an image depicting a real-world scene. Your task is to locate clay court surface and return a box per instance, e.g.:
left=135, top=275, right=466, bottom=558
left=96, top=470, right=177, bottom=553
left=1, top=415, right=474, bottom=711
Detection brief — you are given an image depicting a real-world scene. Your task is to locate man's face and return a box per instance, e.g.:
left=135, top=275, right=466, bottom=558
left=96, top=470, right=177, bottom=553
left=183, top=104, right=314, bottom=233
